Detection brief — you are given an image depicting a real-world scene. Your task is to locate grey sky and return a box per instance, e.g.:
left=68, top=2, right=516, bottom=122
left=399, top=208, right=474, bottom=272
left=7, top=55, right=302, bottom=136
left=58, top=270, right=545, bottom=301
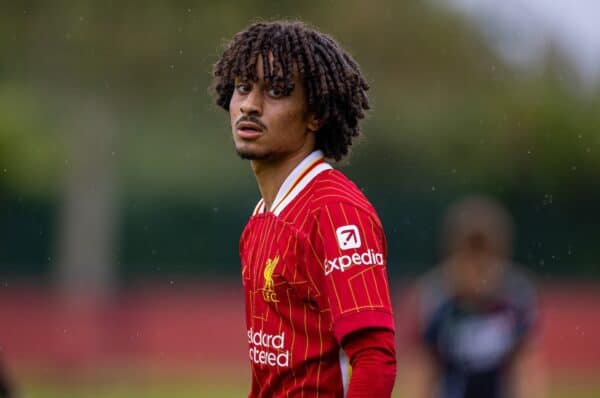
left=443, top=0, right=600, bottom=90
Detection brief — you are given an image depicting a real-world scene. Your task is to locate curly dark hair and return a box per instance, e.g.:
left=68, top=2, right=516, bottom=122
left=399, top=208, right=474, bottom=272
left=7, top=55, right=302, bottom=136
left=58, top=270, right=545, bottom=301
left=212, top=20, right=370, bottom=161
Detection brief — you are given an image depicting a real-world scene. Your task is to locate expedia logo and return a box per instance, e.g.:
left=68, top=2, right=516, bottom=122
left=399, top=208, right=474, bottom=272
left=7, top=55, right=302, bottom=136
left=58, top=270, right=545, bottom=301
left=262, top=256, right=280, bottom=302
left=324, top=249, right=384, bottom=276
left=336, top=224, right=361, bottom=250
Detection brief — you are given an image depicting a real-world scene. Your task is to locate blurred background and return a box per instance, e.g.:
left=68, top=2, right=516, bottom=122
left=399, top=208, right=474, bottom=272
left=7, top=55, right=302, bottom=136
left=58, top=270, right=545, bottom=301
left=1, top=0, right=599, bottom=397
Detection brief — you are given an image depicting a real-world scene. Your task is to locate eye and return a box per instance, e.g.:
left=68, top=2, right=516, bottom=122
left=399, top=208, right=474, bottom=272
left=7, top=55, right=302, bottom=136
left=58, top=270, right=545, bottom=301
left=236, top=82, right=251, bottom=94
left=267, top=85, right=284, bottom=98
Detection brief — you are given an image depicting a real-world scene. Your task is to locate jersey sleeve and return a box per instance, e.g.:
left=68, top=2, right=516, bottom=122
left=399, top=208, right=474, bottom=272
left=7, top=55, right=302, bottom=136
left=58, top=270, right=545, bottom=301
left=310, top=202, right=395, bottom=343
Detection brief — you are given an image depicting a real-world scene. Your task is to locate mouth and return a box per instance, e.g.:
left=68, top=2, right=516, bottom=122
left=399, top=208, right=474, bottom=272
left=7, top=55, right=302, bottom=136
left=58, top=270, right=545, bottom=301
left=236, top=121, right=264, bottom=139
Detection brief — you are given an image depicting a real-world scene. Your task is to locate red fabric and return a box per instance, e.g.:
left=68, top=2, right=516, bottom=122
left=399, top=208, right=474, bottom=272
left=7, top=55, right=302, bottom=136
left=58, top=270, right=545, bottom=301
left=343, top=328, right=397, bottom=398
left=240, top=161, right=395, bottom=397
left=312, top=198, right=395, bottom=340
left=333, top=310, right=395, bottom=344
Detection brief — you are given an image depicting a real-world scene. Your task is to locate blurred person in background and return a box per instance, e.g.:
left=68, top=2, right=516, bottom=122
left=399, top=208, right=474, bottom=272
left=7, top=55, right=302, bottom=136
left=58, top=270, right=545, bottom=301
left=405, top=195, right=546, bottom=398
left=212, top=20, right=396, bottom=397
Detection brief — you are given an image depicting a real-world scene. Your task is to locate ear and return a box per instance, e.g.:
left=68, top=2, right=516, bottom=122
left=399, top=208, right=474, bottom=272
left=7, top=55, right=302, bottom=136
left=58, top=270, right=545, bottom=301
left=306, top=113, right=322, bottom=133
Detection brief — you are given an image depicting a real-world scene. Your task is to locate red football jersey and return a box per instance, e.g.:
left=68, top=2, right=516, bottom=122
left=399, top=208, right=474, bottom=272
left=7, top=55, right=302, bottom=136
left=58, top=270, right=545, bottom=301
left=240, top=150, right=395, bottom=397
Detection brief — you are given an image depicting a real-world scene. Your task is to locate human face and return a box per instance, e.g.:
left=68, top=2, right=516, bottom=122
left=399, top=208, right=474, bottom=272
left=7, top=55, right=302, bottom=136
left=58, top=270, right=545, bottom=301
left=447, top=250, right=505, bottom=302
left=229, top=56, right=316, bottom=163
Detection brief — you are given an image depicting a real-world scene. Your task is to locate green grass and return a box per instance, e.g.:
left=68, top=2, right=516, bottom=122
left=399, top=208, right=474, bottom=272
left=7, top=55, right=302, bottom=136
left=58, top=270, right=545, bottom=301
left=16, top=366, right=249, bottom=398
left=22, top=381, right=600, bottom=398
left=17, top=371, right=600, bottom=398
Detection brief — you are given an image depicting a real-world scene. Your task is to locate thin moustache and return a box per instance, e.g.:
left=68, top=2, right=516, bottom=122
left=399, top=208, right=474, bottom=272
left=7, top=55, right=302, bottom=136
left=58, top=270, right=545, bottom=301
left=235, top=115, right=267, bottom=131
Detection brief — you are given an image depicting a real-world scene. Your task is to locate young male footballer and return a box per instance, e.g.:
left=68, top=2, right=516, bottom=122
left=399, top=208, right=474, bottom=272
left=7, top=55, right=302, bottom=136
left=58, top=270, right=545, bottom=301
left=213, top=20, right=396, bottom=397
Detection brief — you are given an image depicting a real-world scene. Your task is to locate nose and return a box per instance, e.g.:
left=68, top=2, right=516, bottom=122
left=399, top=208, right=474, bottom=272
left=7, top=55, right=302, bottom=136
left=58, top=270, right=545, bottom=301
left=240, top=87, right=263, bottom=116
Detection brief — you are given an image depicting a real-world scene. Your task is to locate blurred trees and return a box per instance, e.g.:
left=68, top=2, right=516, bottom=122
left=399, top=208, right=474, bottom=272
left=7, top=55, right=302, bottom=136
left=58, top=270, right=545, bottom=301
left=1, top=0, right=598, bottom=280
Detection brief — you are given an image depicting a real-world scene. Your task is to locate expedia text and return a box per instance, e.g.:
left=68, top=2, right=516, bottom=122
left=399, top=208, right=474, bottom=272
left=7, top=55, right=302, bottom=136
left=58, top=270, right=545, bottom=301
left=324, top=249, right=384, bottom=275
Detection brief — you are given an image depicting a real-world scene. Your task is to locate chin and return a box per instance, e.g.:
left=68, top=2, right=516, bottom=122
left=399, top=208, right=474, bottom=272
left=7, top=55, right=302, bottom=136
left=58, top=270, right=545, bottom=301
left=236, top=148, right=273, bottom=161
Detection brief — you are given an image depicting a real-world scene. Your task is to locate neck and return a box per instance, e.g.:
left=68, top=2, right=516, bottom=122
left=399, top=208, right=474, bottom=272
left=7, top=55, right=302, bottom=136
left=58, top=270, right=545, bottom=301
left=251, top=148, right=314, bottom=211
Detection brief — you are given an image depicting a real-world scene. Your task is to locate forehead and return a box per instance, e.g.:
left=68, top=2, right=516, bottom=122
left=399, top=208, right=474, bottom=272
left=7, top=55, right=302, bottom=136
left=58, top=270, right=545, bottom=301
left=238, top=51, right=301, bottom=83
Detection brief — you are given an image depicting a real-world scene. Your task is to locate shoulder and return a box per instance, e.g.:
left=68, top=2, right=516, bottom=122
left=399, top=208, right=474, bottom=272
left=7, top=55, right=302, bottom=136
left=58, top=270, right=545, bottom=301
left=276, top=167, right=383, bottom=240
left=416, top=267, right=450, bottom=323
left=308, top=169, right=380, bottom=223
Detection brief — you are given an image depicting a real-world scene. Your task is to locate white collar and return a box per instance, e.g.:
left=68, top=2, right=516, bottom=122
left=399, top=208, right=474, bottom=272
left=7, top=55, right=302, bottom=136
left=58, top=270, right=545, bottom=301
left=252, top=150, right=332, bottom=216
